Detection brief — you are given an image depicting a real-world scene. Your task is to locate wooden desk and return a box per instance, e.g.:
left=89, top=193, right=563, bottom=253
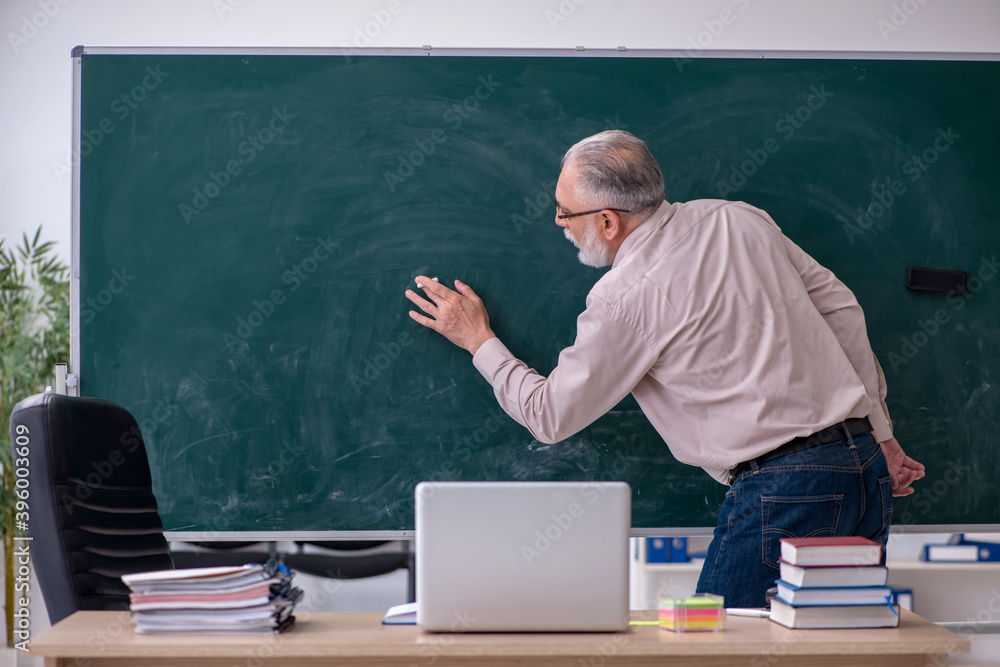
left=32, top=609, right=968, bottom=666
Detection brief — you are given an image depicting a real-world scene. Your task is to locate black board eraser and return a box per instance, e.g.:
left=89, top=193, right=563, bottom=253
left=906, top=266, right=966, bottom=294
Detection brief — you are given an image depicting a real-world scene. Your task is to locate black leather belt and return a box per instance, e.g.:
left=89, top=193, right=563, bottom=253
left=728, top=416, right=873, bottom=485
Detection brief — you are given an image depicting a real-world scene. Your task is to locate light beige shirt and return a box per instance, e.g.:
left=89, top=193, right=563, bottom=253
left=473, top=199, right=893, bottom=484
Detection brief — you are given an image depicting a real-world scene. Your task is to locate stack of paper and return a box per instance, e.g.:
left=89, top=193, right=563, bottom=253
left=122, top=562, right=302, bottom=634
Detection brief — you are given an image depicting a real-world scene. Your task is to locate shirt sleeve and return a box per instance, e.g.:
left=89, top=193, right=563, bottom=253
left=472, top=294, right=661, bottom=444
left=776, top=226, right=894, bottom=442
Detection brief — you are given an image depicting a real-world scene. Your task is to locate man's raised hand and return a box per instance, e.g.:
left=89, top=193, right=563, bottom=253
left=405, top=275, right=496, bottom=355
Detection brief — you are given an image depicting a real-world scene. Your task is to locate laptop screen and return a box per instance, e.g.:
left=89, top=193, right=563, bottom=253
left=415, top=481, right=631, bottom=632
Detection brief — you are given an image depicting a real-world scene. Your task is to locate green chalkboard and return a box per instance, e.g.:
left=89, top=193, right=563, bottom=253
left=75, top=50, right=1000, bottom=533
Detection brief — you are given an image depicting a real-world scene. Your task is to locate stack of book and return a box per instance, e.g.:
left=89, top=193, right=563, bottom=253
left=769, top=536, right=899, bottom=629
left=121, top=562, right=302, bottom=634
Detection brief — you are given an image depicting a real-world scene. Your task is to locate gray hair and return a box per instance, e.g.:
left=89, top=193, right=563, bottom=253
left=561, top=130, right=665, bottom=219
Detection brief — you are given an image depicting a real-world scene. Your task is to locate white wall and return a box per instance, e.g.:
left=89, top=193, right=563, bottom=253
left=1, top=0, right=999, bottom=260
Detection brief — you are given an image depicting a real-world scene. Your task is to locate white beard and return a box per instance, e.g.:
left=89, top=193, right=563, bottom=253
left=565, top=223, right=614, bottom=268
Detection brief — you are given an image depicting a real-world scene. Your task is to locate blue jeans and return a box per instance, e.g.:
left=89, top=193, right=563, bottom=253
left=695, top=432, right=892, bottom=608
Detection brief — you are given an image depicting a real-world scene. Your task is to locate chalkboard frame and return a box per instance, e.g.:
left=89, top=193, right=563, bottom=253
left=69, top=46, right=1000, bottom=539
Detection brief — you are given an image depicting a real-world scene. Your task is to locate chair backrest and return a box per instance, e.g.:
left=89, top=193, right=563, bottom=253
left=10, top=393, right=174, bottom=624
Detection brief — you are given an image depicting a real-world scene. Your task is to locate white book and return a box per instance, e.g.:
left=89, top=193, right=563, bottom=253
left=776, top=581, right=893, bottom=606
left=769, top=599, right=899, bottom=629
left=382, top=601, right=417, bottom=625
left=779, top=537, right=882, bottom=567
left=778, top=561, right=888, bottom=588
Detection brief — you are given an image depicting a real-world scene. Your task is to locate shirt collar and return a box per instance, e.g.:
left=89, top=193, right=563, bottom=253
left=612, top=201, right=676, bottom=269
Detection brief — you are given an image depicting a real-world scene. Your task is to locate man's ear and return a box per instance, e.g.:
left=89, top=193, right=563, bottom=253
left=598, top=210, right=623, bottom=241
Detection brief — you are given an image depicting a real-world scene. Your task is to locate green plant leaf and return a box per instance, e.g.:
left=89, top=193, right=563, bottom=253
left=0, top=225, right=69, bottom=541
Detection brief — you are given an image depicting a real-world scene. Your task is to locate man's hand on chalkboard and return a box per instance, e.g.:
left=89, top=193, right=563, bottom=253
left=879, top=437, right=926, bottom=497
left=405, top=276, right=497, bottom=355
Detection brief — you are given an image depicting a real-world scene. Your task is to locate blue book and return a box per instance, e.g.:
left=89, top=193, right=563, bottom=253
left=775, top=581, right=893, bottom=607
left=770, top=599, right=899, bottom=629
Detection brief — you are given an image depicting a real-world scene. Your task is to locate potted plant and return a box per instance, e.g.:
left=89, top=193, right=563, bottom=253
left=0, top=227, right=69, bottom=646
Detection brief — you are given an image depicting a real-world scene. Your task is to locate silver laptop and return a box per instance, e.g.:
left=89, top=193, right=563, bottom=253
left=415, top=481, right=631, bottom=632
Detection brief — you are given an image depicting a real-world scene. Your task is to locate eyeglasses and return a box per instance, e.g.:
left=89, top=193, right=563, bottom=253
left=556, top=206, right=632, bottom=220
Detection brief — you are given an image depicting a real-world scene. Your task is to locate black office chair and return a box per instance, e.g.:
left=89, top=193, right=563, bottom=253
left=9, top=393, right=175, bottom=624
left=170, top=540, right=274, bottom=569
left=283, top=541, right=415, bottom=603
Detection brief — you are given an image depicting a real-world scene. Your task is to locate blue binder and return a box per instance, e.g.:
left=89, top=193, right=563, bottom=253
left=956, top=536, right=1000, bottom=561
left=922, top=536, right=1000, bottom=561
left=646, top=537, right=688, bottom=563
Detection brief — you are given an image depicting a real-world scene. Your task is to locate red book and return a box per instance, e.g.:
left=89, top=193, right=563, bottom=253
left=779, top=537, right=882, bottom=567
